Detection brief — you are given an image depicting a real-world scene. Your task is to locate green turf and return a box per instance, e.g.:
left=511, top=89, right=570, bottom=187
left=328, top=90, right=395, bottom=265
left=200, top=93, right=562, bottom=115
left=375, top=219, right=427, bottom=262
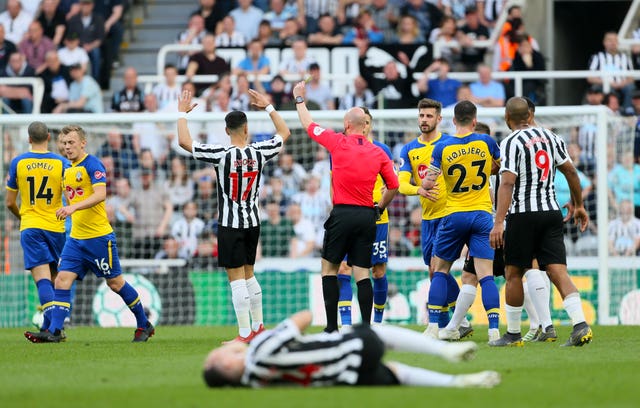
left=0, top=325, right=638, bottom=408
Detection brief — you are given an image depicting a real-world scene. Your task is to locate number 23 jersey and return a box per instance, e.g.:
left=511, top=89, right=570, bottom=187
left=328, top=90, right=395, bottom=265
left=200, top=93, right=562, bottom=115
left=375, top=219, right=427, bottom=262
left=430, top=132, right=500, bottom=216
left=63, top=154, right=113, bottom=239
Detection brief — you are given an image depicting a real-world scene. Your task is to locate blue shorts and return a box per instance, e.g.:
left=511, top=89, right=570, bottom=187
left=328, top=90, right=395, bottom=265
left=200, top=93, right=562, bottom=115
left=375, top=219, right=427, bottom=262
left=433, top=211, right=494, bottom=262
left=21, top=228, right=66, bottom=270
left=421, top=219, right=442, bottom=266
left=58, top=233, right=122, bottom=280
left=344, top=223, right=389, bottom=266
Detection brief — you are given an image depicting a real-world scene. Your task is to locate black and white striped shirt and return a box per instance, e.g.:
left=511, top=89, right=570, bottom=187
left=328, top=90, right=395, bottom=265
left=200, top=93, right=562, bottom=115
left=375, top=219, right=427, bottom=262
left=192, top=135, right=284, bottom=228
left=588, top=51, right=634, bottom=84
left=500, top=127, right=570, bottom=213
left=302, top=0, right=338, bottom=19
left=242, top=319, right=365, bottom=387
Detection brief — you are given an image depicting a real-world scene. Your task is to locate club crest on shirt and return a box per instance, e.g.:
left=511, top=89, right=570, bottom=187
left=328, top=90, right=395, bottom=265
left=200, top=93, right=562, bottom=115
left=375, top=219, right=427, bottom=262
left=75, top=171, right=83, bottom=182
left=94, top=170, right=105, bottom=180
left=418, top=164, right=428, bottom=179
left=313, top=126, right=325, bottom=136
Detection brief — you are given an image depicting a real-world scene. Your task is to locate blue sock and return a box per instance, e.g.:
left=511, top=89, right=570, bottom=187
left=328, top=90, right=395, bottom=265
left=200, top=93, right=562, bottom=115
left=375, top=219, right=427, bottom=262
left=372, top=275, right=388, bottom=323
left=47, top=288, right=71, bottom=333
left=438, top=306, right=450, bottom=328
left=337, top=274, right=352, bottom=326
left=479, top=275, right=500, bottom=329
left=36, top=279, right=55, bottom=331
left=427, top=272, right=448, bottom=324
left=117, top=282, right=149, bottom=328
left=69, top=281, right=77, bottom=315
left=439, top=273, right=460, bottom=327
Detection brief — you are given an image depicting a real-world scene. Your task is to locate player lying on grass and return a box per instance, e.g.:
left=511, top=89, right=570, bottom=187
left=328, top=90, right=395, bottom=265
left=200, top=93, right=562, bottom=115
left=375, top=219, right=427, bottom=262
left=203, top=310, right=500, bottom=388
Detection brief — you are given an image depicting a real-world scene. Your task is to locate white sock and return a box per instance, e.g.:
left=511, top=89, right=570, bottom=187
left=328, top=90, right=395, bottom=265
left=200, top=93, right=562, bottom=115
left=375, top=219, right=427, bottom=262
left=389, top=362, right=455, bottom=387
left=246, top=276, right=263, bottom=331
left=522, top=279, right=539, bottom=330
left=446, top=284, right=476, bottom=330
left=525, top=269, right=552, bottom=329
left=230, top=279, right=251, bottom=337
left=372, top=325, right=446, bottom=356
left=563, top=292, right=586, bottom=326
left=505, top=304, right=523, bottom=334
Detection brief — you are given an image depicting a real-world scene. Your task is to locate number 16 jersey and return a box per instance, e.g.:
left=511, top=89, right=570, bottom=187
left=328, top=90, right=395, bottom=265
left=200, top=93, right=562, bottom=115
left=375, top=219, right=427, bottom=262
left=430, top=132, right=500, bottom=216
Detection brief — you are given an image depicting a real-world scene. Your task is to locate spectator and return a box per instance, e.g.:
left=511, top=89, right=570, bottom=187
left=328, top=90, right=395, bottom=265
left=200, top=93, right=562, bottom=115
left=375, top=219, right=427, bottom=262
left=263, top=0, right=295, bottom=34
left=229, top=0, right=264, bottom=43
left=260, top=175, right=289, bottom=217
left=359, top=48, right=415, bottom=109
left=390, top=14, right=425, bottom=45
left=39, top=50, right=71, bottom=113
left=185, top=33, right=231, bottom=95
left=66, top=0, right=105, bottom=82
left=469, top=64, right=505, bottom=107
left=19, top=21, right=55, bottom=75
left=57, top=31, right=90, bottom=72
left=36, top=0, right=66, bottom=46
left=191, top=0, right=234, bottom=35
left=105, top=177, right=136, bottom=257
left=193, top=173, right=218, bottom=229
left=428, top=16, right=461, bottom=66
left=193, top=229, right=218, bottom=267
left=307, top=13, right=343, bottom=46
left=0, top=24, right=16, bottom=72
left=171, top=201, right=206, bottom=258
left=163, top=82, right=208, bottom=159
left=608, top=151, right=640, bottom=216
left=368, top=0, right=399, bottom=42
left=215, top=15, right=246, bottom=48
left=310, top=146, right=331, bottom=195
left=256, top=19, right=280, bottom=47
left=609, top=199, right=640, bottom=256
left=1, top=51, right=34, bottom=113
left=152, top=64, right=181, bottom=110
left=278, top=38, right=314, bottom=78
left=261, top=74, right=292, bottom=110
left=111, top=66, right=145, bottom=112
left=277, top=17, right=305, bottom=46
left=164, top=156, right=195, bottom=213
left=132, top=94, right=170, bottom=166
left=509, top=36, right=546, bottom=104
left=457, top=5, right=490, bottom=72
left=399, top=0, right=443, bottom=40
left=0, top=0, right=33, bottom=45
left=93, top=0, right=125, bottom=87
left=342, top=8, right=384, bottom=45
left=297, top=0, right=337, bottom=35
left=287, top=201, right=316, bottom=258
left=130, top=167, right=174, bottom=259
left=176, top=14, right=207, bottom=74
left=388, top=225, right=413, bottom=257
left=259, top=198, right=295, bottom=258
left=476, top=0, right=507, bottom=29
left=604, top=92, right=621, bottom=116
left=273, top=152, right=307, bottom=199
left=230, top=72, right=251, bottom=112
left=417, top=58, right=461, bottom=108
left=587, top=31, right=635, bottom=115
left=291, top=174, right=332, bottom=250
left=233, top=39, right=270, bottom=78
left=304, top=62, right=334, bottom=110
left=155, top=236, right=186, bottom=260
left=96, top=129, right=139, bottom=179
left=493, top=17, right=537, bottom=73
left=338, top=75, right=376, bottom=110
left=53, top=63, right=103, bottom=113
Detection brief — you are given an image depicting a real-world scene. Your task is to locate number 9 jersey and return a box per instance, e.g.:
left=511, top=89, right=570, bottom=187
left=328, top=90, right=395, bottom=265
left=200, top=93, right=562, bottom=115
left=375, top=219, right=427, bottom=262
left=6, top=151, right=70, bottom=232
left=430, top=132, right=500, bottom=216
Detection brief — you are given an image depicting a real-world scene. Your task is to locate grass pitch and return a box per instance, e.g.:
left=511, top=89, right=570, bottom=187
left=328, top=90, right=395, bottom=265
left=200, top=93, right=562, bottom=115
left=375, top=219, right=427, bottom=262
left=0, top=325, right=638, bottom=408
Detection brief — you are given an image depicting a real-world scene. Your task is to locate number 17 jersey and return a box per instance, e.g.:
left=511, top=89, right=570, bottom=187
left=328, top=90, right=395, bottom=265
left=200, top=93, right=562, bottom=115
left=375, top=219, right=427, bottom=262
left=431, top=132, right=500, bottom=216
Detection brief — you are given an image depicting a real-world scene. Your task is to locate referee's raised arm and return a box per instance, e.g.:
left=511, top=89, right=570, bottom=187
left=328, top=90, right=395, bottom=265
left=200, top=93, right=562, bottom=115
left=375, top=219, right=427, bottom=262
left=248, top=89, right=291, bottom=143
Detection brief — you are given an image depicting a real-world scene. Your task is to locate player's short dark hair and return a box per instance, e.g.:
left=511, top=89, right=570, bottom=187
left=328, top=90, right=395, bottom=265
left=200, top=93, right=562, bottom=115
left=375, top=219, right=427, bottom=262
left=28, top=121, right=49, bottom=143
left=360, top=106, right=372, bottom=120
left=454, top=100, right=477, bottom=125
left=523, top=96, right=535, bottom=113
left=417, top=98, right=442, bottom=115
left=225, top=110, right=248, bottom=131
left=475, top=122, right=491, bottom=135
left=60, top=124, right=87, bottom=141
left=203, top=367, right=237, bottom=388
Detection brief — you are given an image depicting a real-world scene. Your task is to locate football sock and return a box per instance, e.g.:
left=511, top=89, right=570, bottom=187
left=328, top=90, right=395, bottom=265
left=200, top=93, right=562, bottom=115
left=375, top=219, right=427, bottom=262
left=36, top=279, right=55, bottom=331
left=427, top=272, right=448, bottom=324
left=47, top=288, right=71, bottom=333
left=372, top=275, right=388, bottom=323
left=505, top=304, right=523, bottom=334
left=446, top=284, right=476, bottom=330
left=372, top=324, right=447, bottom=356
left=522, top=280, right=540, bottom=330
left=479, top=276, right=500, bottom=329
left=525, top=269, right=552, bottom=330
left=322, top=275, right=339, bottom=332
left=563, top=292, right=586, bottom=326
left=357, top=278, right=373, bottom=325
left=337, top=274, right=352, bottom=326
left=117, top=282, right=149, bottom=329
left=391, top=362, right=455, bottom=387
left=440, top=273, right=460, bottom=327
left=246, top=276, right=263, bottom=331
left=230, top=279, right=251, bottom=337
left=438, top=306, right=450, bottom=328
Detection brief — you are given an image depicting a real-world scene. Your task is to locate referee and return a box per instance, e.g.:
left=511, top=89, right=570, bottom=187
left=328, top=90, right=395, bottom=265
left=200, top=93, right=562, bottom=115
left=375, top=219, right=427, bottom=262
left=292, top=81, right=399, bottom=332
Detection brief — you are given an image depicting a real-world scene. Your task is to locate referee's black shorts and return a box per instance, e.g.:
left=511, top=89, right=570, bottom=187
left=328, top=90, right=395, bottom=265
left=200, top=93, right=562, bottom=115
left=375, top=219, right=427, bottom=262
left=504, top=210, right=566, bottom=270
left=463, top=247, right=505, bottom=277
left=217, top=226, right=260, bottom=268
left=322, top=205, right=376, bottom=268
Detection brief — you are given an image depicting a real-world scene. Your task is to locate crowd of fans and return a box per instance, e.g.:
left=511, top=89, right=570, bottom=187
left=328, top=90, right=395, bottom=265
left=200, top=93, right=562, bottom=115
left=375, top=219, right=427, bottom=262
left=2, top=0, right=640, bottom=264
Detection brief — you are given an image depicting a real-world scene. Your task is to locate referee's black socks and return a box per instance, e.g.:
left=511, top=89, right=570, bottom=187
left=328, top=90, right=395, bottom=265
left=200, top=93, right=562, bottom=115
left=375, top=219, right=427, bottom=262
left=322, top=275, right=339, bottom=332
left=357, top=279, right=373, bottom=326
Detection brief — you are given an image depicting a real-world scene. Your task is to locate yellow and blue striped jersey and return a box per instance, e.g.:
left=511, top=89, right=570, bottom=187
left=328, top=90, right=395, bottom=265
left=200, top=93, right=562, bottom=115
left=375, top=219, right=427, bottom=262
left=62, top=154, right=113, bottom=239
left=6, top=150, right=70, bottom=232
left=430, top=132, right=500, bottom=215
left=398, top=133, right=449, bottom=220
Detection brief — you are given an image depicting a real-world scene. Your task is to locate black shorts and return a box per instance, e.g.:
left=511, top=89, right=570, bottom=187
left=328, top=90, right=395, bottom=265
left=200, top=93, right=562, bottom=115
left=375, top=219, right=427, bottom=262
left=463, top=247, right=505, bottom=277
left=504, top=210, right=566, bottom=270
left=322, top=205, right=376, bottom=268
left=350, top=325, right=399, bottom=386
left=217, top=226, right=260, bottom=268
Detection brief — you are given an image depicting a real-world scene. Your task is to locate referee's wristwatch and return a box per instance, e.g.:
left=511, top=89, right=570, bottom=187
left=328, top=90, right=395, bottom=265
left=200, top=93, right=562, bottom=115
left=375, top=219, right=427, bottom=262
left=295, top=96, right=305, bottom=104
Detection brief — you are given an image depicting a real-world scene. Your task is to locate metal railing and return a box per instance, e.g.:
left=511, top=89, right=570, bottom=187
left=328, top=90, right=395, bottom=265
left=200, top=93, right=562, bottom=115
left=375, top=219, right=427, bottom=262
left=0, top=77, right=45, bottom=114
